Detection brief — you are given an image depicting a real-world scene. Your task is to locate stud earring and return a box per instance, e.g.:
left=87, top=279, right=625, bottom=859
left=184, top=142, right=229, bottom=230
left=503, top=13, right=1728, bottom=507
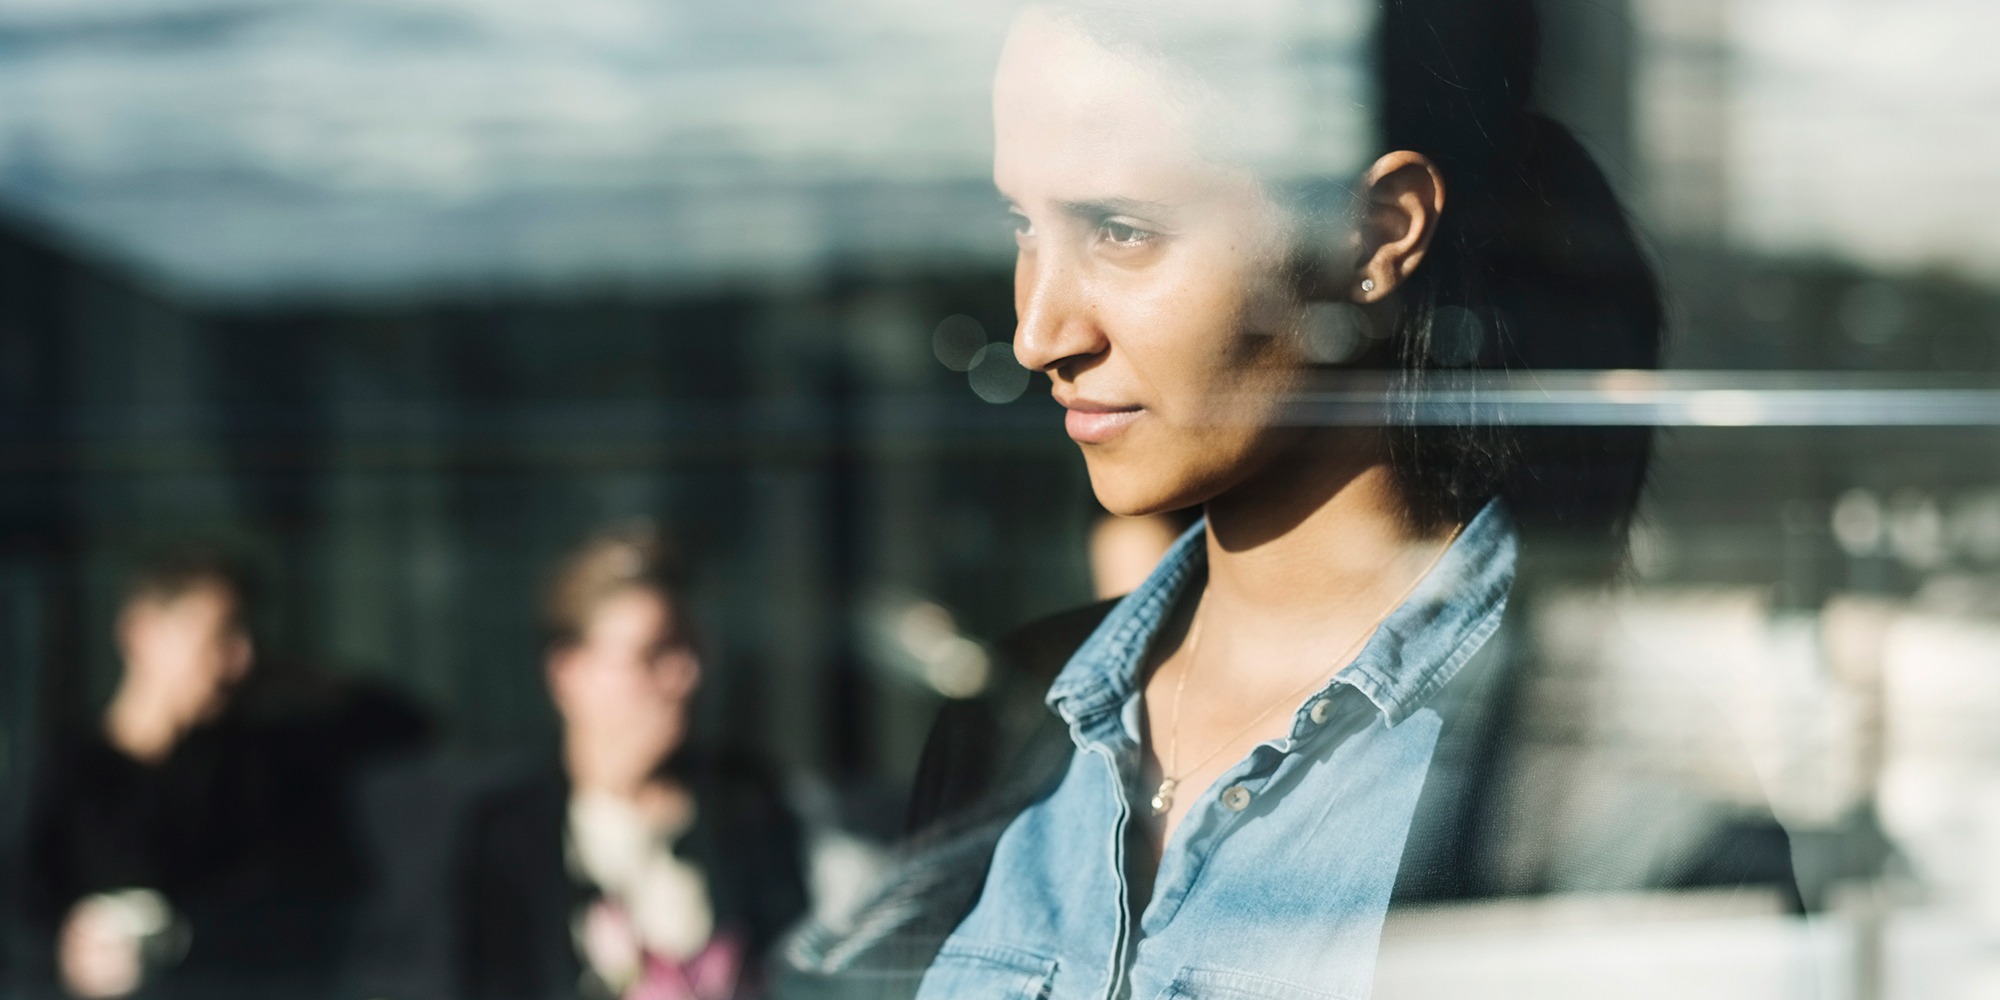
left=1361, top=279, right=1376, bottom=294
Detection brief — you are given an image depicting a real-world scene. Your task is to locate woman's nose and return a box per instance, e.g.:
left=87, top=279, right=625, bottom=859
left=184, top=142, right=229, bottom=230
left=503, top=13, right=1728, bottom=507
left=1011, top=250, right=1105, bottom=373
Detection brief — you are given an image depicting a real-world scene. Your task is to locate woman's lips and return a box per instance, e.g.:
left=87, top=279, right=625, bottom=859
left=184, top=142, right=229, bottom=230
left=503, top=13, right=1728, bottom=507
left=1064, top=406, right=1144, bottom=444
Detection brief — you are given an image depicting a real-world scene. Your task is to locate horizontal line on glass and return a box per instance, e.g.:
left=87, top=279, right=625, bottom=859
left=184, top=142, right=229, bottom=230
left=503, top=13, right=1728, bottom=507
left=1283, top=371, right=2000, bottom=426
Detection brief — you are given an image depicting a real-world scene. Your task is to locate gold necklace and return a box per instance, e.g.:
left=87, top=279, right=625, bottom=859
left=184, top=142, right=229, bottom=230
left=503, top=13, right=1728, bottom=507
left=1149, top=523, right=1464, bottom=817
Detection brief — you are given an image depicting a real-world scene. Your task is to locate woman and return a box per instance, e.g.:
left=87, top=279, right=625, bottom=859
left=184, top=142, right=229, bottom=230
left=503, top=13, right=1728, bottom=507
left=454, top=525, right=806, bottom=1000
left=917, top=2, right=1620, bottom=993
left=781, top=1, right=1786, bottom=997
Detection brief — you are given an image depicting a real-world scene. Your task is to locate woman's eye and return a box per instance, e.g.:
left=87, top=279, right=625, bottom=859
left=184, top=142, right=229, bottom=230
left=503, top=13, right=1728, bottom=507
left=1009, top=213, right=1035, bottom=239
left=1098, top=221, right=1152, bottom=247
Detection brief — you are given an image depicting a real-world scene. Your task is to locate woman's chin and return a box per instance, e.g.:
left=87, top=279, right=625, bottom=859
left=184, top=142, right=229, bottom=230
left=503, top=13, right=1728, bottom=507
left=1087, top=463, right=1203, bottom=520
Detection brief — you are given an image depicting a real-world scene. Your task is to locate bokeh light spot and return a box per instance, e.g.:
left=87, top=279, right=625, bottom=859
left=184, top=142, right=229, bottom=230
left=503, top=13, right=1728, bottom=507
left=1428, top=306, right=1485, bottom=367
left=968, top=342, right=1030, bottom=403
left=1832, top=488, right=1885, bottom=556
left=1302, top=302, right=1366, bottom=363
left=1839, top=282, right=1907, bottom=346
left=932, top=314, right=988, bottom=372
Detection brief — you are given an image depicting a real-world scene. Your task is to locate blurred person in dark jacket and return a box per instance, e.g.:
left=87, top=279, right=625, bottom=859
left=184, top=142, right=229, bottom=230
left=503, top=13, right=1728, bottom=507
left=9, top=547, right=430, bottom=1000
left=452, top=524, right=807, bottom=1000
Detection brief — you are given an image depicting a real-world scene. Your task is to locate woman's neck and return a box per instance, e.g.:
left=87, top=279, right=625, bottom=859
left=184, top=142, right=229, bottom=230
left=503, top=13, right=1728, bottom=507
left=1200, top=430, right=1451, bottom=640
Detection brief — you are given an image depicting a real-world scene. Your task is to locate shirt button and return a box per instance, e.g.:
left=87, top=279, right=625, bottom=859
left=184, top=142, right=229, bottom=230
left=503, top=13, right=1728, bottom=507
left=1309, top=699, right=1332, bottom=724
left=1221, top=785, right=1252, bottom=811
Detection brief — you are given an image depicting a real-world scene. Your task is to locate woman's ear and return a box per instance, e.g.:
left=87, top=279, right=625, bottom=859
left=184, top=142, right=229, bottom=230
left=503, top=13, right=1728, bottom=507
left=1352, top=150, right=1445, bottom=302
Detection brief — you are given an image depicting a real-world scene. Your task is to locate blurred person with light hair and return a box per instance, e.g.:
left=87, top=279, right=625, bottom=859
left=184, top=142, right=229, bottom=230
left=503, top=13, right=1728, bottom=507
left=451, top=524, right=806, bottom=1000
left=10, top=546, right=425, bottom=1000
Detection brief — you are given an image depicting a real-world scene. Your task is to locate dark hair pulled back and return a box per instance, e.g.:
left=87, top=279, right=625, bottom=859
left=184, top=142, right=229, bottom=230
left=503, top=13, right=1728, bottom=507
left=1375, top=0, right=1661, bottom=574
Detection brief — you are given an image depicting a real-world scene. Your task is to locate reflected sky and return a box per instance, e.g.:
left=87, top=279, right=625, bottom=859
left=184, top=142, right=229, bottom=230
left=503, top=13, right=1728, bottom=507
left=1733, top=0, right=2000, bottom=276
left=0, top=0, right=1022, bottom=299
left=0, top=0, right=1990, bottom=300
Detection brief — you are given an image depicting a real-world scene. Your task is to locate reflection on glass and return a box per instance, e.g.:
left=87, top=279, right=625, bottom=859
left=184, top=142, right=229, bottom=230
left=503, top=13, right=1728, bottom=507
left=1, top=1, right=1999, bottom=999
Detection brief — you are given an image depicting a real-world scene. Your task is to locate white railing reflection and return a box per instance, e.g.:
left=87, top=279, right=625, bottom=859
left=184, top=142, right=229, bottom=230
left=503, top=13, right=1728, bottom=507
left=1285, top=371, right=2000, bottom=426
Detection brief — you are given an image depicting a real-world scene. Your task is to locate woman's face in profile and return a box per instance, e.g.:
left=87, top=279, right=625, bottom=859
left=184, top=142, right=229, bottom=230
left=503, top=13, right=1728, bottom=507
left=993, top=9, right=1320, bottom=516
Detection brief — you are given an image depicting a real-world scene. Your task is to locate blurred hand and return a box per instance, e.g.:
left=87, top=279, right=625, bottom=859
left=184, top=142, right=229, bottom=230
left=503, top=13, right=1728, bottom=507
left=578, top=898, right=643, bottom=994
left=564, top=661, right=691, bottom=799
left=549, top=588, right=701, bottom=804
left=58, top=896, right=149, bottom=999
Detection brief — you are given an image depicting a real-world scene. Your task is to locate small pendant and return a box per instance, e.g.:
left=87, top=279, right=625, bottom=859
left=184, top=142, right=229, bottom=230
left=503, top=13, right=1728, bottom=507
left=1150, top=778, right=1177, bottom=816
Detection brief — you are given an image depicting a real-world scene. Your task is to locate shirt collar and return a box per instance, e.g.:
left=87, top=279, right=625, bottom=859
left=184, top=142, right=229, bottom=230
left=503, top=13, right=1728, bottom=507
left=1047, top=499, right=1517, bottom=733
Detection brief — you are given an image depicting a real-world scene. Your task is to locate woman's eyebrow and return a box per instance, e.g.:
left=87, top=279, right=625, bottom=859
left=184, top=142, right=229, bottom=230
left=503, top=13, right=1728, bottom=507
left=1058, top=197, right=1173, bottom=220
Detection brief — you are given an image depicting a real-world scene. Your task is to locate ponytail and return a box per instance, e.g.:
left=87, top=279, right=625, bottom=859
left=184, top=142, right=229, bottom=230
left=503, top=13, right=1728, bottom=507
left=1376, top=0, right=1663, bottom=577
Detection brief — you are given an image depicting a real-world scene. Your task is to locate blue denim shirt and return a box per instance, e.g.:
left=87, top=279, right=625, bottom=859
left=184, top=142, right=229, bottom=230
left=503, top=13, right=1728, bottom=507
left=916, top=501, right=1517, bottom=1000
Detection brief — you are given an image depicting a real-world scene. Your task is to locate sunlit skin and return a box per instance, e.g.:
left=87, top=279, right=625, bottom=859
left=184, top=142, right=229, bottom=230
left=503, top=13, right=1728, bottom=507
left=995, top=13, right=1303, bottom=518
left=547, top=586, right=701, bottom=826
left=995, top=8, right=1456, bottom=859
left=1089, top=513, right=1187, bottom=600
